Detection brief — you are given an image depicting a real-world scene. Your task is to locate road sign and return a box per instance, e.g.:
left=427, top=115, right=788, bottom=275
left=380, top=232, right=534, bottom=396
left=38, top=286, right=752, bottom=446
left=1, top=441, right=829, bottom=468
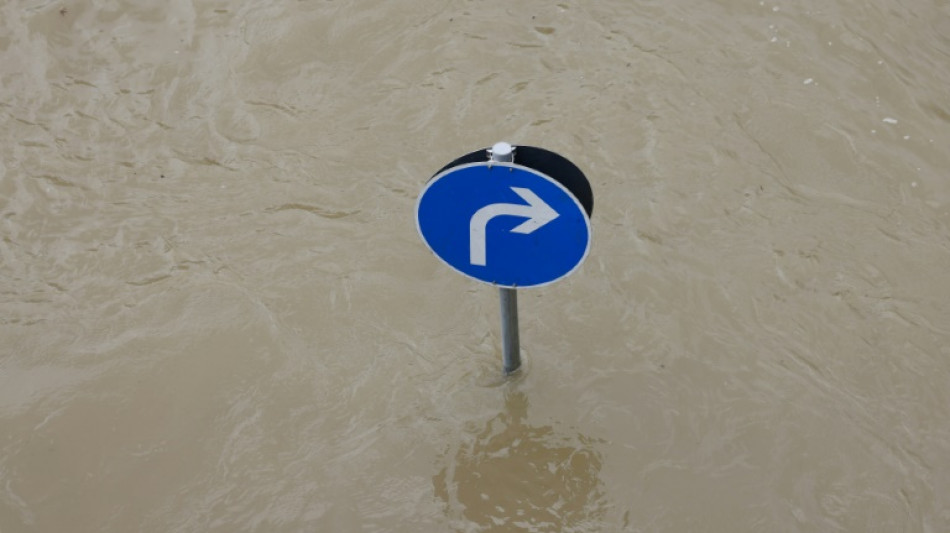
left=416, top=150, right=592, bottom=288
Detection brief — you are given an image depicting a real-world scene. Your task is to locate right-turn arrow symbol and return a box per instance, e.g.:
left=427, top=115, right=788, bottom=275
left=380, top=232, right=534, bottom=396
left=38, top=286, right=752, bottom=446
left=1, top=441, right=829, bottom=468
left=468, top=187, right=560, bottom=267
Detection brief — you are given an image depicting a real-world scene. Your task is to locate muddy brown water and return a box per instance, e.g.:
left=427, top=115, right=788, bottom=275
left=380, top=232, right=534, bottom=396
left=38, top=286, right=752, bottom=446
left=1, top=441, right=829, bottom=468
left=2, top=0, right=949, bottom=531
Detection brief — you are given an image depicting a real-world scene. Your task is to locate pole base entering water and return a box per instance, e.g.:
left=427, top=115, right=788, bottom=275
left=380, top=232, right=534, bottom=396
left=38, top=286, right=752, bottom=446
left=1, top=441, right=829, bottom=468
left=500, top=287, right=521, bottom=374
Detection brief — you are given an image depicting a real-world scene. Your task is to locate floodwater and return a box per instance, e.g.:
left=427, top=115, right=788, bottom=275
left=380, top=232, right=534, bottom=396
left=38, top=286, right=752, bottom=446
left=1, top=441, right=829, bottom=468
left=2, top=0, right=949, bottom=531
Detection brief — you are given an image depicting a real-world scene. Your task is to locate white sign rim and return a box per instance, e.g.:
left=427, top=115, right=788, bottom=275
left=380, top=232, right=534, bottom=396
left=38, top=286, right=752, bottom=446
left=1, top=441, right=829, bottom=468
left=415, top=161, right=592, bottom=289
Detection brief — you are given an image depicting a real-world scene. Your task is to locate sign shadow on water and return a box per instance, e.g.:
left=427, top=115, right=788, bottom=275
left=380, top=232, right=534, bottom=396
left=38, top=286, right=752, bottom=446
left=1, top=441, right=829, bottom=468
left=433, top=392, right=607, bottom=531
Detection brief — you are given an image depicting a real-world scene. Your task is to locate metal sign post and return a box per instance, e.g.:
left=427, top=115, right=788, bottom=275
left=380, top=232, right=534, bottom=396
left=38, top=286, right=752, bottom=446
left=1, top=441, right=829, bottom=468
left=499, top=287, right=520, bottom=374
left=415, top=142, right=593, bottom=376
left=489, top=143, right=522, bottom=374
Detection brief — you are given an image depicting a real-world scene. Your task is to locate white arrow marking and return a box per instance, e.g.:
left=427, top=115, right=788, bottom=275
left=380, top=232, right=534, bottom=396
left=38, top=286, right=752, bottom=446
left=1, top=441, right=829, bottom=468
left=469, top=187, right=559, bottom=266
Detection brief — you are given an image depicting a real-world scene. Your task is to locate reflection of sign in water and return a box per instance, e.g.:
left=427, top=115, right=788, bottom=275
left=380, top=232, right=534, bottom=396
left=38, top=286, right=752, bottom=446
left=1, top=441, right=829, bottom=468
left=433, top=392, right=606, bottom=530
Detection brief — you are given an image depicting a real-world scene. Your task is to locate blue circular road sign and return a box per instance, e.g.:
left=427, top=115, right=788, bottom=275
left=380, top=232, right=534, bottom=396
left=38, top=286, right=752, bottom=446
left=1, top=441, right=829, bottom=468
left=416, top=159, right=592, bottom=288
